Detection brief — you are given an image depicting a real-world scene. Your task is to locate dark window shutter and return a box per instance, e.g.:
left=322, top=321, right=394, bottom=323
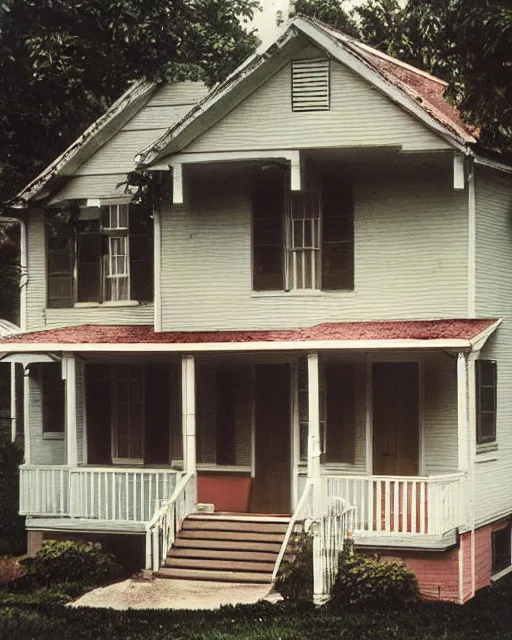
left=144, top=364, right=170, bottom=464
left=325, top=363, right=355, bottom=464
left=252, top=167, right=285, bottom=291
left=322, top=176, right=354, bottom=291
left=77, top=219, right=101, bottom=302
left=129, top=205, right=153, bottom=302
left=41, top=363, right=65, bottom=433
left=46, top=215, right=75, bottom=308
left=476, top=360, right=497, bottom=444
left=86, top=364, right=111, bottom=464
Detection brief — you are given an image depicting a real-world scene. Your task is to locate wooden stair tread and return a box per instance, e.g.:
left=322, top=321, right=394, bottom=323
left=178, top=530, right=285, bottom=543
left=168, top=548, right=278, bottom=562
left=189, top=514, right=291, bottom=524
left=165, top=558, right=275, bottom=572
left=173, top=538, right=282, bottom=553
left=182, top=520, right=288, bottom=533
left=155, top=567, right=272, bottom=583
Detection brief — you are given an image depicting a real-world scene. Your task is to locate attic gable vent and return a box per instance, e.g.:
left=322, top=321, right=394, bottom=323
left=292, top=58, right=330, bottom=112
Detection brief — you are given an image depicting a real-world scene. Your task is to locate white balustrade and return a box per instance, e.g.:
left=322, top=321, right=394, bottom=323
left=146, top=472, right=196, bottom=571
left=19, top=466, right=69, bottom=516
left=324, top=472, right=467, bottom=537
left=19, top=465, right=179, bottom=524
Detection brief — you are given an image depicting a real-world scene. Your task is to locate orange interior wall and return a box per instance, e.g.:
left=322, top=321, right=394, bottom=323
left=197, top=474, right=252, bottom=512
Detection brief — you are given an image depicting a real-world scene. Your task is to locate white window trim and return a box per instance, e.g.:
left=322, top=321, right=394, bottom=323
left=73, top=300, right=140, bottom=309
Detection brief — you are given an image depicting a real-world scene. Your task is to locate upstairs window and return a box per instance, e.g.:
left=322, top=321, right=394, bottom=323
left=252, top=169, right=354, bottom=292
left=476, top=359, right=497, bottom=445
left=47, top=204, right=153, bottom=307
left=292, top=58, right=330, bottom=112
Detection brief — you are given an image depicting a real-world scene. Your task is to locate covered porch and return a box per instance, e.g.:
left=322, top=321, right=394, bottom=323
left=1, top=318, right=499, bottom=552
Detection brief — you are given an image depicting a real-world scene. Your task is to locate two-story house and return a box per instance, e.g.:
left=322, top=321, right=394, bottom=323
left=1, top=16, right=512, bottom=603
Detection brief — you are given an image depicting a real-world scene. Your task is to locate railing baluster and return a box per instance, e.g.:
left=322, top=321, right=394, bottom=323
left=420, top=481, right=426, bottom=534
left=401, top=480, right=407, bottom=533
left=393, top=481, right=399, bottom=532
left=411, top=481, right=417, bottom=534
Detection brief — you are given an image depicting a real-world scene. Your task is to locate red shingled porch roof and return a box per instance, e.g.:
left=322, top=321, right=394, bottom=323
left=0, top=319, right=499, bottom=346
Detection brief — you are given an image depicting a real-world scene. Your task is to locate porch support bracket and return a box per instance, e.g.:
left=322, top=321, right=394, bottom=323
left=182, top=355, right=196, bottom=475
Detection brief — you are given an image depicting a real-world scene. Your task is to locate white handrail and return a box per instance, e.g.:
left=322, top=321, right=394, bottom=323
left=272, top=480, right=313, bottom=582
left=145, top=472, right=196, bottom=572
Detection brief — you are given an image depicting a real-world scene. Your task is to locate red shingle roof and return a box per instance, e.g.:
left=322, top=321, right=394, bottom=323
left=0, top=319, right=498, bottom=346
left=311, top=18, right=477, bottom=143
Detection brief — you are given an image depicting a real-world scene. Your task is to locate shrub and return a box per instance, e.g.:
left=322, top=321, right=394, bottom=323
left=275, top=530, right=313, bottom=601
left=20, top=540, right=122, bottom=588
left=330, top=538, right=419, bottom=610
left=0, top=557, right=22, bottom=584
left=0, top=442, right=25, bottom=556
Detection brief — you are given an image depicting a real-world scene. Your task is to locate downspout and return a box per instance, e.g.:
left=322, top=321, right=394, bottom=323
left=467, top=158, right=476, bottom=318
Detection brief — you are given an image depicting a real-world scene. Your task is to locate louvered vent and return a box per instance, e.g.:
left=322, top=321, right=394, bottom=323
left=292, top=58, right=330, bottom=112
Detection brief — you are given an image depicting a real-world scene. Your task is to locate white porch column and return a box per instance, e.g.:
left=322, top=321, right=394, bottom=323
left=23, top=367, right=31, bottom=464
left=307, top=353, right=322, bottom=517
left=457, top=352, right=469, bottom=472
left=63, top=355, right=77, bottom=467
left=181, top=355, right=196, bottom=475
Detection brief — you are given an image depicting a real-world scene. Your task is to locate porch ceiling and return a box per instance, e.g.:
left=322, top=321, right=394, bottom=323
left=0, top=318, right=501, bottom=354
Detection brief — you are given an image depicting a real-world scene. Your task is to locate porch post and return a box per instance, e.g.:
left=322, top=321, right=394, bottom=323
left=23, top=367, right=31, bottom=464
left=307, top=353, right=322, bottom=517
left=63, top=355, right=78, bottom=467
left=457, top=352, right=469, bottom=472
left=181, top=355, right=196, bottom=475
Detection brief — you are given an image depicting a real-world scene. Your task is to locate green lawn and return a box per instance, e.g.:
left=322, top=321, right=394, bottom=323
left=1, top=578, right=512, bottom=640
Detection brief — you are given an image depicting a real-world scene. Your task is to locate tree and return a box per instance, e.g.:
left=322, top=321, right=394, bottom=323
left=0, top=0, right=260, bottom=204
left=290, top=0, right=512, bottom=153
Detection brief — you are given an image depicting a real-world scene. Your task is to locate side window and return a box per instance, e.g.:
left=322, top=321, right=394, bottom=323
left=476, top=360, right=497, bottom=445
left=492, top=522, right=511, bottom=576
left=41, top=363, right=65, bottom=435
left=46, top=204, right=153, bottom=307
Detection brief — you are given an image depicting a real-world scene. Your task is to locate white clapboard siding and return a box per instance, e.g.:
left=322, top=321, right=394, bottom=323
left=474, top=167, right=512, bottom=527
left=25, top=210, right=153, bottom=332
left=160, top=162, right=468, bottom=332
left=292, top=58, right=330, bottom=111
left=183, top=49, right=449, bottom=154
left=48, top=174, right=131, bottom=204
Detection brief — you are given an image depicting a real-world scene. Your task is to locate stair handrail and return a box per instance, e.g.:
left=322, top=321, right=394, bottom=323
left=271, top=480, right=313, bottom=582
left=145, top=471, right=196, bottom=572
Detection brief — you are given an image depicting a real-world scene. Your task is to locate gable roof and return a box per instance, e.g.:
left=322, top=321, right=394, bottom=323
left=0, top=319, right=500, bottom=353
left=136, top=15, right=477, bottom=167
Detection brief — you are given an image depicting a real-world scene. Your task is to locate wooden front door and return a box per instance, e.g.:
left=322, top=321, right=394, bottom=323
left=251, top=364, right=291, bottom=514
left=372, top=362, right=420, bottom=477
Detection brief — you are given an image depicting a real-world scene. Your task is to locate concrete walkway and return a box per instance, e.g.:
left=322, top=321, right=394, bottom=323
left=70, top=578, right=275, bottom=610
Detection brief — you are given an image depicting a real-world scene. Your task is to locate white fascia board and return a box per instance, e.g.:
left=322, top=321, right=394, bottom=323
left=17, top=80, right=157, bottom=204
left=138, top=29, right=301, bottom=166
left=0, top=338, right=472, bottom=354
left=293, top=18, right=471, bottom=153
left=469, top=318, right=502, bottom=352
left=474, top=155, right=512, bottom=175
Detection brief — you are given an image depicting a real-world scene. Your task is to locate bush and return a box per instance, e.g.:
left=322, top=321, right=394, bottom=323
left=0, top=442, right=25, bottom=556
left=275, top=530, right=313, bottom=601
left=20, top=540, right=122, bottom=588
left=330, top=538, right=419, bottom=610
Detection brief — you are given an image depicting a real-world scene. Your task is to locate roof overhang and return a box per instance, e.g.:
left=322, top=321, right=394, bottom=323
left=0, top=319, right=501, bottom=355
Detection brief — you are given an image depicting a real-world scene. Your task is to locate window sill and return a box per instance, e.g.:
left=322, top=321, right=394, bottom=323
left=491, top=564, right=512, bottom=582
left=251, top=290, right=356, bottom=299
left=73, top=300, right=140, bottom=309
left=43, top=432, right=65, bottom=440
left=196, top=464, right=252, bottom=473
left=477, top=442, right=498, bottom=455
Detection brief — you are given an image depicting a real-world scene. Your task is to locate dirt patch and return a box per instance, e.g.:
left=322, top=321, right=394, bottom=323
left=70, top=578, right=273, bottom=610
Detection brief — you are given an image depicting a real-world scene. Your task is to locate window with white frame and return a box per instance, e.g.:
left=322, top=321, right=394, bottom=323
left=476, top=359, right=497, bottom=445
left=252, top=168, right=354, bottom=292
left=46, top=203, right=153, bottom=307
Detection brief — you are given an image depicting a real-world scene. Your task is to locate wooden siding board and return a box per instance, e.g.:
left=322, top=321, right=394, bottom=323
left=48, top=174, right=129, bottom=203
left=145, top=82, right=208, bottom=107
left=475, top=168, right=512, bottom=527
left=423, top=354, right=459, bottom=474
left=183, top=53, right=449, bottom=154
left=160, top=167, right=468, bottom=331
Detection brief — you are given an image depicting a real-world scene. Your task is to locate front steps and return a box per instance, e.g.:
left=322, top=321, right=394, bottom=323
left=155, top=513, right=290, bottom=583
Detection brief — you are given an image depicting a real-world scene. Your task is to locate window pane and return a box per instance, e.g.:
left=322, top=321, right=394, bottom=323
left=42, top=364, right=65, bottom=433
left=479, top=413, right=496, bottom=442
left=480, top=361, right=496, bottom=386
left=492, top=524, right=511, bottom=575
left=477, top=360, right=497, bottom=444
left=323, top=216, right=353, bottom=241
left=253, top=246, right=283, bottom=290
left=130, top=235, right=151, bottom=262
left=78, top=262, right=101, bottom=302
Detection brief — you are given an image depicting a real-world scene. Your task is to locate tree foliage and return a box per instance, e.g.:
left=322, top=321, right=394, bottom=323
left=291, top=0, right=512, bottom=153
left=0, top=0, right=260, bottom=204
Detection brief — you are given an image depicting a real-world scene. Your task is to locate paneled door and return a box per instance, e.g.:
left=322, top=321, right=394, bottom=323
left=251, top=364, right=291, bottom=514
left=372, top=362, right=420, bottom=476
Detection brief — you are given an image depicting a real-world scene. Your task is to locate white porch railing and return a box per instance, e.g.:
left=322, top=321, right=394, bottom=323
left=145, top=472, right=196, bottom=572
left=19, top=465, right=180, bottom=523
left=20, top=466, right=70, bottom=516
left=324, top=472, right=467, bottom=537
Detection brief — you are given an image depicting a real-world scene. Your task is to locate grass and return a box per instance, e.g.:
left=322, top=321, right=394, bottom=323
left=1, top=576, right=512, bottom=639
